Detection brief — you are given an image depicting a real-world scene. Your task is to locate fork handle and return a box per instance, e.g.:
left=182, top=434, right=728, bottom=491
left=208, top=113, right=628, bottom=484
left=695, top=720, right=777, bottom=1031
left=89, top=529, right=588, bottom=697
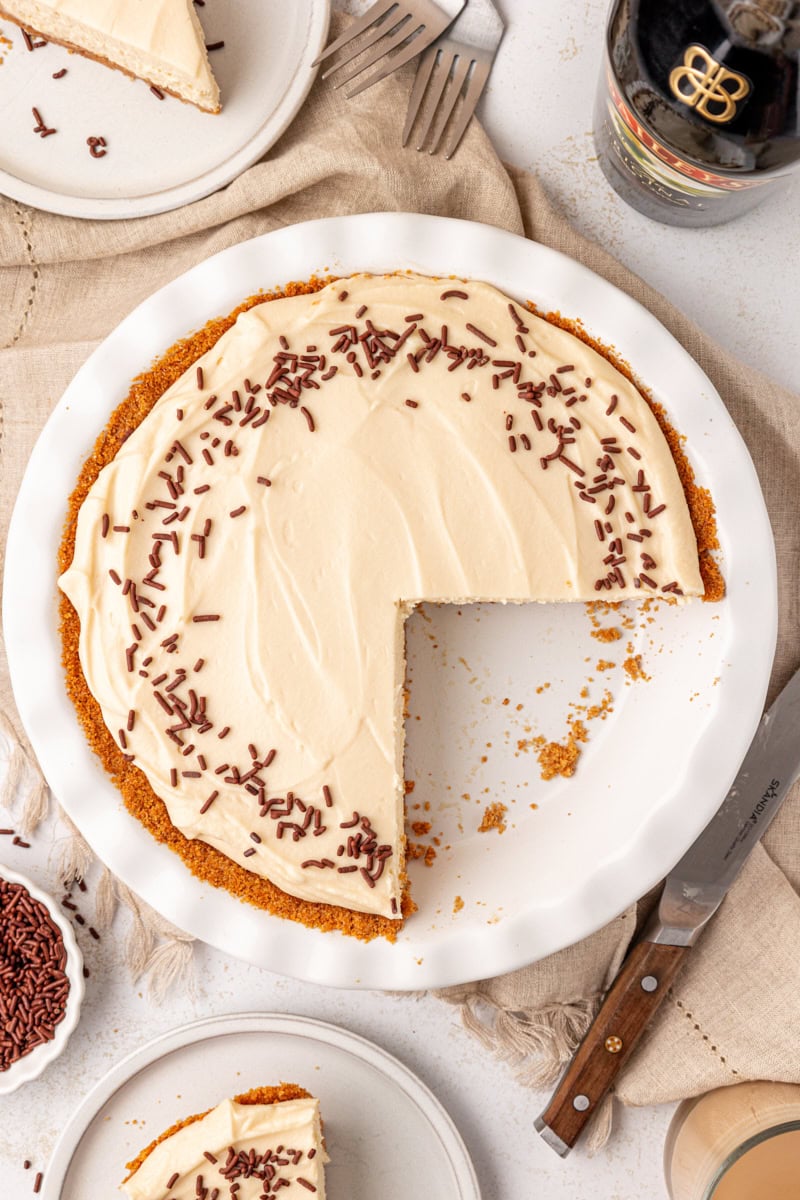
left=534, top=939, right=690, bottom=1155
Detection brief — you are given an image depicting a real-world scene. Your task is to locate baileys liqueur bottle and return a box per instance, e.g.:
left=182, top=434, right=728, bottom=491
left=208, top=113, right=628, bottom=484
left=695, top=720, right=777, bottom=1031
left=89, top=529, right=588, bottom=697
left=594, top=0, right=800, bottom=225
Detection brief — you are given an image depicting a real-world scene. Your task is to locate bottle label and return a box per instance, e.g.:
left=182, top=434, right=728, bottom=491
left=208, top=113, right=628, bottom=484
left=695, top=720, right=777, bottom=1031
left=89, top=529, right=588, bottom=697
left=669, top=45, right=751, bottom=124
left=603, top=65, right=775, bottom=204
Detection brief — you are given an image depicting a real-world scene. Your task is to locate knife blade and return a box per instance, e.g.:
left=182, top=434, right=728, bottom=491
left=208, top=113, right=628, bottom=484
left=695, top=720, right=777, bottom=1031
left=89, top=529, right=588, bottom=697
left=535, top=662, right=800, bottom=1157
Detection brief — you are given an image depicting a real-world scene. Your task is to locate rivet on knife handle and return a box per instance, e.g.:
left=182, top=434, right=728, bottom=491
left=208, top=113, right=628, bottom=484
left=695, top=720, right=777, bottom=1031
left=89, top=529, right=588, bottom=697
left=534, top=940, right=689, bottom=1156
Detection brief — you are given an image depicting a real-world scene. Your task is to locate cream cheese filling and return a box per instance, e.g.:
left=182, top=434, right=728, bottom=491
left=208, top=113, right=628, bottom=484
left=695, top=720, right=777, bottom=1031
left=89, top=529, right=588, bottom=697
left=59, top=274, right=703, bottom=921
left=0, top=0, right=220, bottom=110
left=121, top=1097, right=327, bottom=1200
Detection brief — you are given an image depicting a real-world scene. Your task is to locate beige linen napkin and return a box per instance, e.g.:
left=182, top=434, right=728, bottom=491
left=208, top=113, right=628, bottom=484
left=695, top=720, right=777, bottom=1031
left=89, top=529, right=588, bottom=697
left=2, top=12, right=800, bottom=1134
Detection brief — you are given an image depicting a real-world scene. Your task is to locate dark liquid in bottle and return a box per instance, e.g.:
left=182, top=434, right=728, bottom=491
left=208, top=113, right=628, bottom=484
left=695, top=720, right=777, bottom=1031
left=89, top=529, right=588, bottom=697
left=594, top=0, right=800, bottom=225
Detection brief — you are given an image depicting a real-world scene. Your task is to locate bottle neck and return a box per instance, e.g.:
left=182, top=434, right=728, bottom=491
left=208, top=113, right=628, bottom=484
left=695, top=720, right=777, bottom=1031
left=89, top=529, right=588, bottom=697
left=718, top=0, right=800, bottom=51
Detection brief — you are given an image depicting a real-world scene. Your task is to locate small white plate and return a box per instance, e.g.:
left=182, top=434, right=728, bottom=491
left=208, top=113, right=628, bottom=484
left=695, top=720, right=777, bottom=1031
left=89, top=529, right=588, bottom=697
left=0, top=865, right=84, bottom=1095
left=43, top=1011, right=480, bottom=1200
left=0, top=0, right=330, bottom=218
left=3, top=213, right=777, bottom=990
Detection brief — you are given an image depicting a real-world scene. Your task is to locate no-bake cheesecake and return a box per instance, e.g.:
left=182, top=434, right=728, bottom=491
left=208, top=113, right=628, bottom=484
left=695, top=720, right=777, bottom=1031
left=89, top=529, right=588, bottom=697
left=58, top=273, right=718, bottom=939
left=0, top=0, right=221, bottom=112
left=122, top=1084, right=327, bottom=1199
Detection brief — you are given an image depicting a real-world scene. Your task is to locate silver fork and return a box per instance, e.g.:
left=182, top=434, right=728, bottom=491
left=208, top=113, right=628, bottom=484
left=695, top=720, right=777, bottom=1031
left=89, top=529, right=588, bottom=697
left=313, top=0, right=466, bottom=99
left=402, top=0, right=504, bottom=158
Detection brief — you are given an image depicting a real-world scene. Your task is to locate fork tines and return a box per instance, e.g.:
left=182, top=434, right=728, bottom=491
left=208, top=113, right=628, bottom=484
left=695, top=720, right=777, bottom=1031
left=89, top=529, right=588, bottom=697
left=313, top=0, right=466, bottom=99
left=403, top=39, right=494, bottom=158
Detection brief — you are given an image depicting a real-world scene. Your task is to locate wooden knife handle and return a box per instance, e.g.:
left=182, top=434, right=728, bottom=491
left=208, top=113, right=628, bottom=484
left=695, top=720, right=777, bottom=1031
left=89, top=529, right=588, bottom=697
left=535, top=939, right=690, bottom=1155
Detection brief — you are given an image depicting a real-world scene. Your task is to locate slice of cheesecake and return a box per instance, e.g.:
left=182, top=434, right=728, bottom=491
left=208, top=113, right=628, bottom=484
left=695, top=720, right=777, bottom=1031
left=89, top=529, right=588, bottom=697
left=121, top=1084, right=328, bottom=1199
left=0, top=0, right=221, bottom=112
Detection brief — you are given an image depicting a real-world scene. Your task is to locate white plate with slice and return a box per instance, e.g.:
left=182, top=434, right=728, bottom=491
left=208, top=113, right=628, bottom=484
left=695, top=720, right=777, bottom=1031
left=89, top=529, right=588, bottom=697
left=0, top=0, right=330, bottom=219
left=2, top=213, right=777, bottom=990
left=42, top=1012, right=480, bottom=1200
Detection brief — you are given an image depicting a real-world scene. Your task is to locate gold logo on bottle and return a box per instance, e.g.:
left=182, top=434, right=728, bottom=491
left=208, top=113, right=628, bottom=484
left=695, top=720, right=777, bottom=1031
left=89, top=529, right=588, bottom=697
left=669, top=45, right=751, bottom=123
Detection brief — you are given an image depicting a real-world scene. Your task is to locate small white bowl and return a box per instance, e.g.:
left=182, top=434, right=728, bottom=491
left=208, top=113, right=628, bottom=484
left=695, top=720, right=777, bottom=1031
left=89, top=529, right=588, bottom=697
left=0, top=865, right=85, bottom=1095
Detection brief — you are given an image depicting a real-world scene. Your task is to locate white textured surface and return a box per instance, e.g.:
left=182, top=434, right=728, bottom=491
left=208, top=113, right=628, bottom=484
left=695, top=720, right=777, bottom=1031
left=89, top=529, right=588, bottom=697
left=1, top=2, right=795, bottom=1196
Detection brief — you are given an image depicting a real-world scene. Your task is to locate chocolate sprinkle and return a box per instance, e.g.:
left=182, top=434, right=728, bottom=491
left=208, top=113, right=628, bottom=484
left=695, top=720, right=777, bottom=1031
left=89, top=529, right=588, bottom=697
left=465, top=322, right=497, bottom=347
left=31, top=106, right=56, bottom=137
left=0, top=878, right=70, bottom=1072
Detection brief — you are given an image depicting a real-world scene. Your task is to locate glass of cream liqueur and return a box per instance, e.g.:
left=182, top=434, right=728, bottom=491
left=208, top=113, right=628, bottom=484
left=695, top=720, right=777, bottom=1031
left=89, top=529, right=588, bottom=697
left=665, top=1082, right=800, bottom=1199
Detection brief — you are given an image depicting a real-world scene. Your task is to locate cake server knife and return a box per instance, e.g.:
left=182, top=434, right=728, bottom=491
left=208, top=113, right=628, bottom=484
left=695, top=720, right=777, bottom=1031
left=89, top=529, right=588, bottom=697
left=535, top=661, right=800, bottom=1156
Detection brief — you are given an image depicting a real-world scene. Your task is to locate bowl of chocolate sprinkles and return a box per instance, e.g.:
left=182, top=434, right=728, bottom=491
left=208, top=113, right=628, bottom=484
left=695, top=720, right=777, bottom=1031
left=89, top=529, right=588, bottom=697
left=0, top=866, right=84, bottom=1094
